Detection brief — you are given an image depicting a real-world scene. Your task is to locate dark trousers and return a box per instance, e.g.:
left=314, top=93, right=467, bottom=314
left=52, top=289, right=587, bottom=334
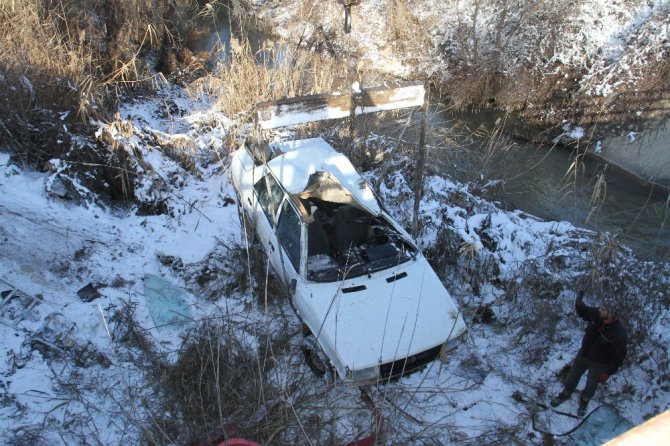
left=563, top=352, right=607, bottom=400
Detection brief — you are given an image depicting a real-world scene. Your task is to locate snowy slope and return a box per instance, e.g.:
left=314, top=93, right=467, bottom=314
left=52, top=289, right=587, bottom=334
left=1, top=83, right=668, bottom=445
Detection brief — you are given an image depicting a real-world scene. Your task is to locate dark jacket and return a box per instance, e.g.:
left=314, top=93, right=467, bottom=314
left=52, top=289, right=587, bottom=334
left=576, top=300, right=628, bottom=375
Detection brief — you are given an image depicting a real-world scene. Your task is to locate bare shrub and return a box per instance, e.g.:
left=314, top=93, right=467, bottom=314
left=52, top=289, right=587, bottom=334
left=108, top=298, right=156, bottom=361
left=515, top=262, right=564, bottom=302
left=499, top=260, right=572, bottom=364
left=385, top=0, right=435, bottom=62
left=182, top=238, right=270, bottom=301
left=148, top=319, right=293, bottom=445
left=458, top=240, right=499, bottom=296
left=440, top=0, right=577, bottom=112
left=436, top=0, right=669, bottom=124
left=578, top=2, right=670, bottom=121
left=501, top=231, right=670, bottom=373
left=425, top=225, right=465, bottom=278
left=423, top=219, right=499, bottom=298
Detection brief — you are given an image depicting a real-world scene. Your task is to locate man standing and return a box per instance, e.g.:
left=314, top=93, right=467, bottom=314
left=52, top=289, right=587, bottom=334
left=550, top=291, right=628, bottom=416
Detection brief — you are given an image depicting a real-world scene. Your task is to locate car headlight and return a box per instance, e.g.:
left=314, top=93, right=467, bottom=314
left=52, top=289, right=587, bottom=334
left=441, top=333, right=465, bottom=357
left=345, top=365, right=380, bottom=384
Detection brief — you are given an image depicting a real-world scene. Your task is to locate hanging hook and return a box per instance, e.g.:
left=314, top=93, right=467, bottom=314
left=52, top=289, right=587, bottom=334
left=337, top=0, right=361, bottom=34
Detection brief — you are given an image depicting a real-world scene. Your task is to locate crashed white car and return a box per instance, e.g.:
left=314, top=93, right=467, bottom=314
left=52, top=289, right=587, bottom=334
left=231, top=137, right=466, bottom=385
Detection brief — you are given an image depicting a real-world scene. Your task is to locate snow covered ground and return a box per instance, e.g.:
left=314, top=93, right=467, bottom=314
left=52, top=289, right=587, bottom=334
left=1, top=83, right=669, bottom=444
left=254, top=0, right=670, bottom=94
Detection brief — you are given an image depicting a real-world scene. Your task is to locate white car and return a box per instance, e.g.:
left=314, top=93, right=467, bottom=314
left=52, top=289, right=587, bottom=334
left=231, top=136, right=466, bottom=385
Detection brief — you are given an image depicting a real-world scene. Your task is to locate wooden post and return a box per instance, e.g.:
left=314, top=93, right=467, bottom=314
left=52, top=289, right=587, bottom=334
left=412, top=90, right=429, bottom=237
left=349, top=89, right=362, bottom=151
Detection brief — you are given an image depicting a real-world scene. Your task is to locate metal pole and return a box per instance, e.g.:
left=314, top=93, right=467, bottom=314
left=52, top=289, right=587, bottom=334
left=412, top=90, right=428, bottom=237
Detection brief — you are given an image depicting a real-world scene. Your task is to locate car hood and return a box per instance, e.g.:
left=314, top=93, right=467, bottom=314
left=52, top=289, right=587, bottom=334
left=295, top=256, right=467, bottom=373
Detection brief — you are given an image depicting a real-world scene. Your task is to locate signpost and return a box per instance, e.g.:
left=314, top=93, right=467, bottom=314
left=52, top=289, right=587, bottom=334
left=255, top=81, right=425, bottom=129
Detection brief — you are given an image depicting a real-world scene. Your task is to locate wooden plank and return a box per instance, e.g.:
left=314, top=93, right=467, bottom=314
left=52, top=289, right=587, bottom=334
left=603, top=410, right=670, bottom=446
left=0, top=276, right=18, bottom=310
left=256, top=81, right=425, bottom=129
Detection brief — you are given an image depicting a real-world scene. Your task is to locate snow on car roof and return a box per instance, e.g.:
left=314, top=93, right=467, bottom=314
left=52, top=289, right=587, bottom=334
left=268, top=137, right=382, bottom=214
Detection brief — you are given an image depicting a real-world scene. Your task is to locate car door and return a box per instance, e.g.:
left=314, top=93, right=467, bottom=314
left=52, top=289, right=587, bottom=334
left=273, top=198, right=303, bottom=288
left=252, top=173, right=304, bottom=288
left=252, top=172, right=283, bottom=263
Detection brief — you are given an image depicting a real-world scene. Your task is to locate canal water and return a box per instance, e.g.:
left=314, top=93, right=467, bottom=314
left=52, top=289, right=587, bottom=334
left=433, top=109, right=670, bottom=261
left=191, top=6, right=272, bottom=63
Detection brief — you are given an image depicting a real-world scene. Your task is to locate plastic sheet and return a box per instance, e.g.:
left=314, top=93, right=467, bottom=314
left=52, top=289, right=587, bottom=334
left=143, top=274, right=191, bottom=331
left=569, top=406, right=634, bottom=446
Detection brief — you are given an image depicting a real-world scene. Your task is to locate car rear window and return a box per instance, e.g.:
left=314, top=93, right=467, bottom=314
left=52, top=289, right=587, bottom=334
left=276, top=200, right=302, bottom=271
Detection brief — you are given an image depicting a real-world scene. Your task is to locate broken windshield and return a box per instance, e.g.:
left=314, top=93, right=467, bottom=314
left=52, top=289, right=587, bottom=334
left=304, top=200, right=417, bottom=282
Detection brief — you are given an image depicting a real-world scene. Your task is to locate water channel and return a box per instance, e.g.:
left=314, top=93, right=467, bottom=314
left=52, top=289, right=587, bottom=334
left=191, top=7, right=271, bottom=63
left=435, top=110, right=670, bottom=261
left=196, top=8, right=670, bottom=262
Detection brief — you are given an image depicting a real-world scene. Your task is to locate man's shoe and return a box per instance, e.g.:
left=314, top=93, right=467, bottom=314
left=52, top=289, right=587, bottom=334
left=550, top=391, right=569, bottom=407
left=577, top=397, right=590, bottom=417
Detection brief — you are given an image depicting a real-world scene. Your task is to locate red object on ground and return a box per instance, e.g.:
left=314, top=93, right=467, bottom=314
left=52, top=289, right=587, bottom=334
left=188, top=391, right=382, bottom=446
left=344, top=435, right=376, bottom=446
left=187, top=424, right=240, bottom=446
left=218, top=439, right=262, bottom=446
left=342, top=389, right=384, bottom=446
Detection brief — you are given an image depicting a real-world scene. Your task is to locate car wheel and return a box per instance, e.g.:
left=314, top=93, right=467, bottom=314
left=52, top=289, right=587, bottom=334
left=301, top=334, right=333, bottom=379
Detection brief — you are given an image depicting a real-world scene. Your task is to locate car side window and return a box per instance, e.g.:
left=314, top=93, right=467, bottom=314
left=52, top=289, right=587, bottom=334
left=276, top=199, right=302, bottom=271
left=253, top=173, right=283, bottom=226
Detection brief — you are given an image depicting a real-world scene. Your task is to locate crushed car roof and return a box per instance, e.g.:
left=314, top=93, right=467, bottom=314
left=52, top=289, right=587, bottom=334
left=267, top=138, right=382, bottom=215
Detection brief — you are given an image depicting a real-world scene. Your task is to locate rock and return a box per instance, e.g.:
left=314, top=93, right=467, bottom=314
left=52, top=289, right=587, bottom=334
left=76, top=283, right=102, bottom=302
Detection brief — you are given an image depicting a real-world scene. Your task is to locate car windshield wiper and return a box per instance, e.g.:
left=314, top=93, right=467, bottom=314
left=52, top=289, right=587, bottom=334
left=340, top=255, right=372, bottom=280
left=356, top=258, right=373, bottom=279
left=386, top=233, right=416, bottom=260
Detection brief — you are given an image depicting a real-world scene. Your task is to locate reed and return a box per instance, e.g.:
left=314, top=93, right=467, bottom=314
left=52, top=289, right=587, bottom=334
left=0, top=0, right=199, bottom=165
left=198, top=34, right=350, bottom=121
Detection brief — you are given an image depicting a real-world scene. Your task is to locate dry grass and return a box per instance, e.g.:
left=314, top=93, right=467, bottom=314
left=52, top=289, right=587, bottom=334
left=385, top=0, right=434, bottom=54
left=108, top=298, right=156, bottom=361
left=0, top=0, right=176, bottom=116
left=0, top=0, right=355, bottom=202
left=0, top=0, right=201, bottom=166
left=585, top=168, right=608, bottom=224
left=147, top=316, right=301, bottom=445
left=194, top=35, right=352, bottom=122
left=0, top=1, right=93, bottom=97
